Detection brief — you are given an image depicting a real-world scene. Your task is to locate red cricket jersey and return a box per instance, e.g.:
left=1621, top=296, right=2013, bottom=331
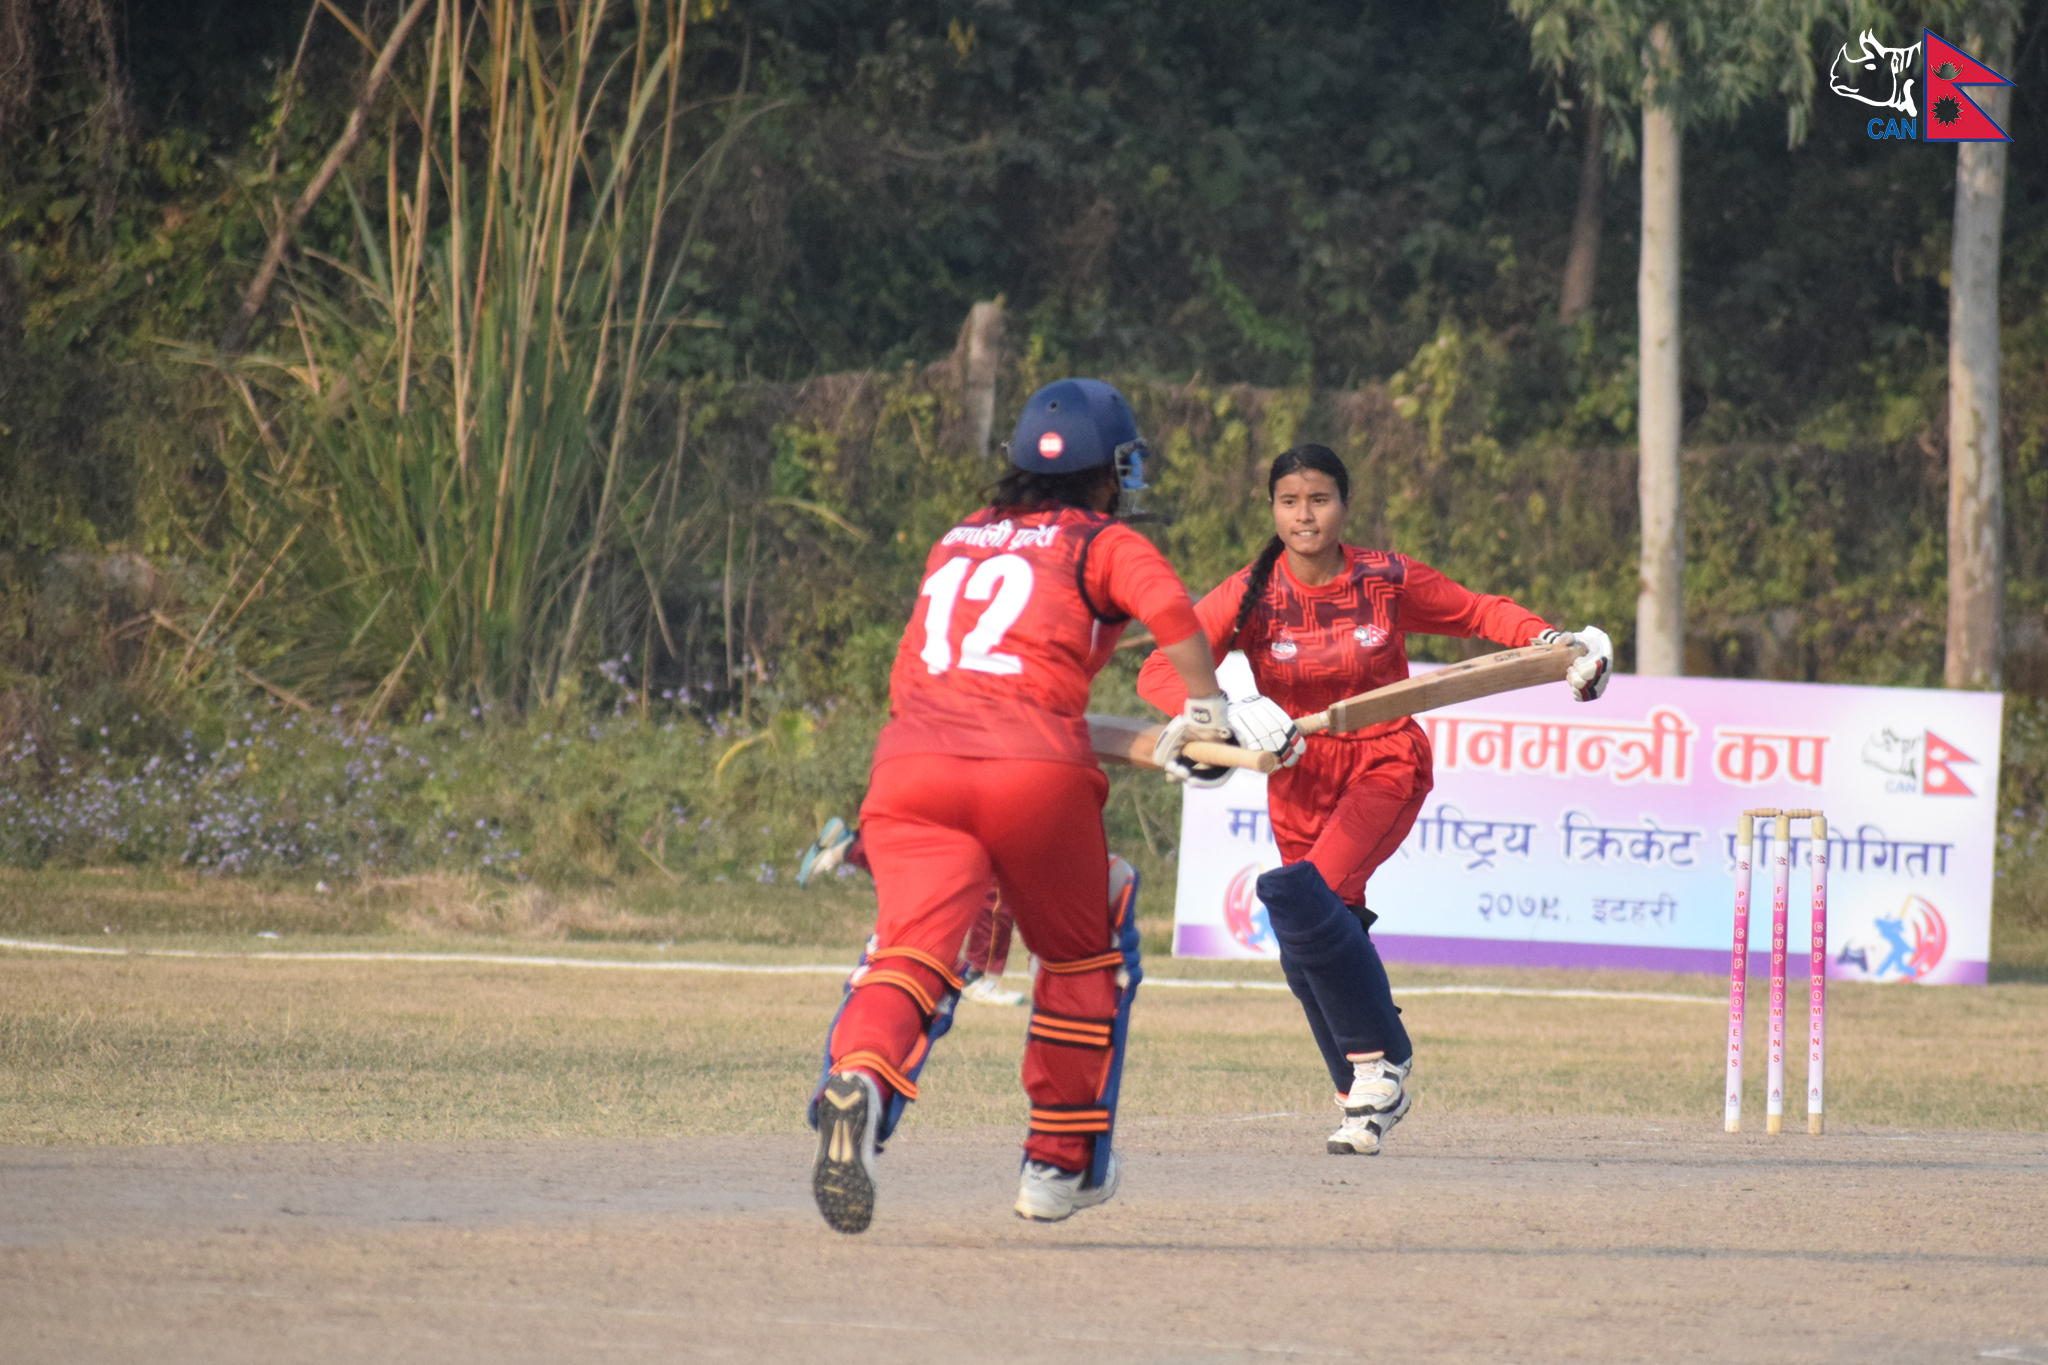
left=1136, top=545, right=1550, bottom=739
left=875, top=507, right=1201, bottom=767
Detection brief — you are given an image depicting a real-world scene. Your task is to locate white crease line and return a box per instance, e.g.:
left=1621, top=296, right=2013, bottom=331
left=0, top=938, right=850, bottom=974
left=0, top=938, right=1721, bottom=1004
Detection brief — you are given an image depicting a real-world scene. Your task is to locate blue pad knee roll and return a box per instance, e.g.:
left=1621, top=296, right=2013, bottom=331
left=1256, top=862, right=1412, bottom=1086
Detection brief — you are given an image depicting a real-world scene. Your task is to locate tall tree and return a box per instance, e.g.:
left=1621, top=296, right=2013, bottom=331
left=1511, top=0, right=1827, bottom=675
left=1559, top=97, right=1607, bottom=324
left=1638, top=21, right=1683, bottom=676
left=1944, top=16, right=2015, bottom=689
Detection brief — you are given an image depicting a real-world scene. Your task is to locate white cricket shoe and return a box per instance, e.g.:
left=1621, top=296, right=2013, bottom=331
left=959, top=973, right=1027, bottom=1007
left=812, top=1071, right=880, bottom=1233
left=1014, top=1152, right=1120, bottom=1222
left=1327, top=1052, right=1413, bottom=1155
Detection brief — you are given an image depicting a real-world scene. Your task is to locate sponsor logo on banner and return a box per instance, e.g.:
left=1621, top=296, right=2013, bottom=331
left=1861, top=728, right=1978, bottom=796
left=1221, top=865, right=1273, bottom=953
left=1835, top=895, right=1949, bottom=981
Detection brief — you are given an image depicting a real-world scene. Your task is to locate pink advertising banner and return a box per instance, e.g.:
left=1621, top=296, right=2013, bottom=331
left=1171, top=662, right=2004, bottom=984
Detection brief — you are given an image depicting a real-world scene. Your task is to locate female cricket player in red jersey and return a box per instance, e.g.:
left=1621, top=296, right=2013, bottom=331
left=1137, top=444, right=1613, bottom=1156
left=809, top=379, right=1303, bottom=1234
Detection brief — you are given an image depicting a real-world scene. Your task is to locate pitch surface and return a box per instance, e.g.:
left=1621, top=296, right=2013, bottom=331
left=5, top=1116, right=2045, bottom=1363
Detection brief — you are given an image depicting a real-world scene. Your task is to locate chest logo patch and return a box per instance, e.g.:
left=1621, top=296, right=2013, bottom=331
left=1354, top=624, right=1389, bottom=648
left=1269, top=631, right=1298, bottom=661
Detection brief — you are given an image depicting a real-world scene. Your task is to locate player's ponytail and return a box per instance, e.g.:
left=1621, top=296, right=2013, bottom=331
left=1228, top=445, right=1350, bottom=649
left=1229, top=535, right=1285, bottom=648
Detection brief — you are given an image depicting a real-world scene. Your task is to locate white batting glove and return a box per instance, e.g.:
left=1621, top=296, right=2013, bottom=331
left=1227, top=696, right=1306, bottom=769
left=1153, top=693, right=1232, bottom=786
left=1537, top=626, right=1613, bottom=702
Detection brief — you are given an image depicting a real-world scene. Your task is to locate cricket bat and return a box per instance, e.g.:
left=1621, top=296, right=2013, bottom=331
left=1087, top=714, right=1282, bottom=774
left=1295, top=639, right=1585, bottom=736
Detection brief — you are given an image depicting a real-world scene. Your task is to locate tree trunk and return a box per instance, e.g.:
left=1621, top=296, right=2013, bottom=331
left=1945, top=24, right=2012, bottom=691
left=1636, top=40, right=1684, bottom=677
left=959, top=300, right=1006, bottom=457
left=1560, top=101, right=1605, bottom=324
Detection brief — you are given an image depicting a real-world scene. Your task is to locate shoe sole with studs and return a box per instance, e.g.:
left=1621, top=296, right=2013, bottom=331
left=812, top=1075, right=876, bottom=1234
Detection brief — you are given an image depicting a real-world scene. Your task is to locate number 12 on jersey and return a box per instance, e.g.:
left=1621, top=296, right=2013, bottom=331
left=918, top=554, right=1036, bottom=676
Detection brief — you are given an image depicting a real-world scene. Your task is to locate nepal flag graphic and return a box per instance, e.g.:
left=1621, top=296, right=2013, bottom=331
left=1921, top=731, right=1977, bottom=796
left=1923, top=30, right=2011, bottom=143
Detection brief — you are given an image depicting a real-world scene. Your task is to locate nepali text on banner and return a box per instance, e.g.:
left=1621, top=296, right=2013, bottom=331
left=1170, top=664, right=2002, bottom=985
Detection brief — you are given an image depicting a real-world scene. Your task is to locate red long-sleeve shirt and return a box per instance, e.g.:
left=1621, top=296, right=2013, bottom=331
left=1137, top=545, right=1550, bottom=739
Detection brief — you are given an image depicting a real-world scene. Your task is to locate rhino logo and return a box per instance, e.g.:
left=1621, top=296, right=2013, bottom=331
left=1861, top=727, right=1921, bottom=782
left=1862, top=727, right=1977, bottom=797
left=1830, top=30, right=1921, bottom=118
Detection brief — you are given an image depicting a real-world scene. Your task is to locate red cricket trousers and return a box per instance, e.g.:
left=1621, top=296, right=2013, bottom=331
left=831, top=753, right=1120, bottom=1171
left=962, top=887, right=1015, bottom=975
left=1267, top=724, right=1434, bottom=905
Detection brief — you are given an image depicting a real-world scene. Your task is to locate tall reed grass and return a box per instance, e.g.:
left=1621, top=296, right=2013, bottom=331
left=203, top=0, right=767, bottom=715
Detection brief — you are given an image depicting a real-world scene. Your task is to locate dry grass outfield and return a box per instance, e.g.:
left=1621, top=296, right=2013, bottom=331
left=7, top=863, right=2048, bottom=978
left=0, top=867, right=884, bottom=949
left=3, top=946, right=2044, bottom=1146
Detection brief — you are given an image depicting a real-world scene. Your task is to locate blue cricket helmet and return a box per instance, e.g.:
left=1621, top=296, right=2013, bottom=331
left=1007, top=378, right=1150, bottom=491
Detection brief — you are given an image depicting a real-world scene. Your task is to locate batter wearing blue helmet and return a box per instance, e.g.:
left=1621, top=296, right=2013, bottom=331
left=807, top=379, right=1304, bottom=1234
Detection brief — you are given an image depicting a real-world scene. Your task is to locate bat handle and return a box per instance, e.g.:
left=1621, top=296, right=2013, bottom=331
left=1294, top=712, right=1331, bottom=737
left=1181, top=739, right=1281, bottom=774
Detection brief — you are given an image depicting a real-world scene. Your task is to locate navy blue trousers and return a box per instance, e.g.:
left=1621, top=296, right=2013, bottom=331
left=1256, top=861, right=1412, bottom=1092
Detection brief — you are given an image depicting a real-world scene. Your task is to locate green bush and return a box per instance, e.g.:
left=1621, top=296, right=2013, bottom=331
left=0, top=697, right=881, bottom=887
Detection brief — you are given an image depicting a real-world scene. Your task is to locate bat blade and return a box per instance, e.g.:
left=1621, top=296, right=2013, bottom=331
left=1087, top=713, right=1281, bottom=774
left=1297, top=640, right=1582, bottom=736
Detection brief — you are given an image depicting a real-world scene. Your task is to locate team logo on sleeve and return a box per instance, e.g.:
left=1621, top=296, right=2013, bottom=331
left=1353, top=624, right=1389, bottom=649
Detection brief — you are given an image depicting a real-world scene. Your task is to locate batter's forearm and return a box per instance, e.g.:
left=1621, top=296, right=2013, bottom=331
left=1159, top=633, right=1223, bottom=703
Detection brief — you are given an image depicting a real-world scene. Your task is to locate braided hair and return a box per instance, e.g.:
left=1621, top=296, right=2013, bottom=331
left=1227, top=444, right=1352, bottom=648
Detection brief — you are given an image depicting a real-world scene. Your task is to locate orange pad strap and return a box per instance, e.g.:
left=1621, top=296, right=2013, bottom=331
left=859, top=969, right=939, bottom=1017
left=834, top=1048, right=920, bottom=1102
left=1029, top=1105, right=1112, bottom=1135
left=1038, top=951, right=1123, bottom=976
left=869, top=945, right=965, bottom=991
left=1028, top=1011, right=1114, bottom=1049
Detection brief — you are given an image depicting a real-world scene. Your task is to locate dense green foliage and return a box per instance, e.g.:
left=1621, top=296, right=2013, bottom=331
left=6, top=0, right=2047, bottom=707
left=0, top=0, right=2044, bottom=912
